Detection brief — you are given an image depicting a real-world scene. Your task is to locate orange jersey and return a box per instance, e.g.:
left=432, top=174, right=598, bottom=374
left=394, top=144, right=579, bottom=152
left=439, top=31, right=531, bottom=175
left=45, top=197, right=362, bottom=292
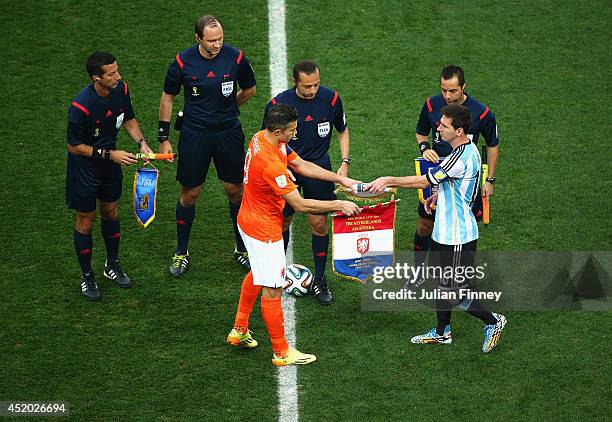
left=238, top=131, right=298, bottom=242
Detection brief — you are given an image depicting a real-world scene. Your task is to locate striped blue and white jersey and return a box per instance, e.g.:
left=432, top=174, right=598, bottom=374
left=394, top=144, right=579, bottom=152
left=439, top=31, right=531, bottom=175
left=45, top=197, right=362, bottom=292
left=425, top=142, right=481, bottom=245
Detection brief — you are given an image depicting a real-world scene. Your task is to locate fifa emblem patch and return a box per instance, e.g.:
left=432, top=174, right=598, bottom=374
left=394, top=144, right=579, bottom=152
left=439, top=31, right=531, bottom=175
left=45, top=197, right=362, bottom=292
left=192, top=86, right=199, bottom=96
left=275, top=174, right=287, bottom=188
left=356, top=236, right=370, bottom=254
left=317, top=122, right=330, bottom=138
left=221, top=81, right=234, bottom=97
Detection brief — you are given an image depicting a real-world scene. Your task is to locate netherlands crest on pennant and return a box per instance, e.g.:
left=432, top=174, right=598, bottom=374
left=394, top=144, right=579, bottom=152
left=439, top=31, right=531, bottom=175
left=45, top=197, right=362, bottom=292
left=221, top=81, right=234, bottom=97
left=356, top=236, right=370, bottom=254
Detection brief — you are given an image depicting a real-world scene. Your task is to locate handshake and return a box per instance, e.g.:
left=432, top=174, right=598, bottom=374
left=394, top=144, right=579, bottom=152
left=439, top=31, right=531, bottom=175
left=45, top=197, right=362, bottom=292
left=349, top=180, right=392, bottom=198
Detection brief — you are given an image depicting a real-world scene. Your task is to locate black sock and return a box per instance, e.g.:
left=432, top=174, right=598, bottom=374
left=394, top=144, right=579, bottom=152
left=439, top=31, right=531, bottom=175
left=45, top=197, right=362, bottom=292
left=74, top=230, right=93, bottom=275
left=176, top=201, right=195, bottom=254
left=435, top=299, right=452, bottom=335
left=101, top=218, right=120, bottom=262
left=463, top=299, right=497, bottom=325
left=282, top=230, right=290, bottom=252
left=312, top=234, right=329, bottom=281
left=413, top=231, right=431, bottom=268
left=229, top=201, right=246, bottom=252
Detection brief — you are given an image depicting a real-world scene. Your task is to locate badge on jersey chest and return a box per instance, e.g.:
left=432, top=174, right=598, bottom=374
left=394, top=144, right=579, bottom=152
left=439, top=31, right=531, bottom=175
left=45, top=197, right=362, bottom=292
left=317, top=122, right=330, bottom=138
left=221, top=81, right=234, bottom=97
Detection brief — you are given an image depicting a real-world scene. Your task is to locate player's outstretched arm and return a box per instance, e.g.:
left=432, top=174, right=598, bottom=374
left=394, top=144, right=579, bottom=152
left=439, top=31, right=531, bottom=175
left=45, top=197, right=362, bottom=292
left=289, top=155, right=359, bottom=189
left=366, top=175, right=430, bottom=194
left=283, top=190, right=360, bottom=216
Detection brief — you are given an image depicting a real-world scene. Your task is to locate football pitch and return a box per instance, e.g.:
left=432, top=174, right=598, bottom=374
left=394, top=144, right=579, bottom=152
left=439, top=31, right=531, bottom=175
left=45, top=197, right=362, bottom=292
left=1, top=0, right=611, bottom=420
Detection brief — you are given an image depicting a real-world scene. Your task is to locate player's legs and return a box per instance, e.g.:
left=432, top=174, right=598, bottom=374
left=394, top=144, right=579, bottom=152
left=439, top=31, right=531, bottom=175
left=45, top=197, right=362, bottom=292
left=231, top=226, right=315, bottom=365
left=261, top=286, right=316, bottom=366
left=429, top=240, right=455, bottom=335
left=213, top=122, right=249, bottom=268
left=227, top=271, right=261, bottom=348
left=260, top=286, right=288, bottom=357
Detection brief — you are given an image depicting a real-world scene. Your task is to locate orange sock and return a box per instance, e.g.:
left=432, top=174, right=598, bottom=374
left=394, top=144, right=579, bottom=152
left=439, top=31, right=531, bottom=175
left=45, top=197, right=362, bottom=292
left=233, top=272, right=262, bottom=333
left=261, top=296, right=288, bottom=356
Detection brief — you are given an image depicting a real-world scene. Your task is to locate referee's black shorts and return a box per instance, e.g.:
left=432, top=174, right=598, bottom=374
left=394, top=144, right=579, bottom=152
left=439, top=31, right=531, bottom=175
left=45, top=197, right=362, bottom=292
left=283, top=154, right=336, bottom=218
left=176, top=120, right=246, bottom=188
left=66, top=153, right=122, bottom=212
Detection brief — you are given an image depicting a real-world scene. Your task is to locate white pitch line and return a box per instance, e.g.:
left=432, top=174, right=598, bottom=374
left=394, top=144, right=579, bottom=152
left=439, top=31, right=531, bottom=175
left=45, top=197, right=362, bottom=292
left=268, top=1, right=298, bottom=422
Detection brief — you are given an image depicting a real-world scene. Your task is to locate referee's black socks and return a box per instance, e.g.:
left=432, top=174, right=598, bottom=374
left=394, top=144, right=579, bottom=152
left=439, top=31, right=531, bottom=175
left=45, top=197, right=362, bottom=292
left=74, top=230, right=93, bottom=275
left=312, top=234, right=329, bottom=282
left=413, top=231, right=431, bottom=267
left=101, top=218, right=120, bottom=262
left=176, top=201, right=195, bottom=255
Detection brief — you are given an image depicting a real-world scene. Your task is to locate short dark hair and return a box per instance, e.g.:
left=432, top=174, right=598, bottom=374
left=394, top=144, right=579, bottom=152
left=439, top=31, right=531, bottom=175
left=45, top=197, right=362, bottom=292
left=441, top=65, right=465, bottom=86
left=441, top=104, right=471, bottom=133
left=195, top=15, right=222, bottom=38
left=265, top=104, right=298, bottom=131
left=292, top=60, right=319, bottom=82
left=85, top=51, right=116, bottom=78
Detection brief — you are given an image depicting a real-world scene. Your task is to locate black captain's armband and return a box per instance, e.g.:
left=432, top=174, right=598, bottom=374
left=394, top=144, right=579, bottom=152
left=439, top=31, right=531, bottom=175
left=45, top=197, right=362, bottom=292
left=158, top=121, right=170, bottom=142
left=92, top=148, right=102, bottom=160
left=418, top=141, right=431, bottom=154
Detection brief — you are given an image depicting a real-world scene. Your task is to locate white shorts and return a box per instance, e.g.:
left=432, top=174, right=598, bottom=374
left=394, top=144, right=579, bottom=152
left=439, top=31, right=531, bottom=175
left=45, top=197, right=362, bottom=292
left=238, top=225, right=286, bottom=288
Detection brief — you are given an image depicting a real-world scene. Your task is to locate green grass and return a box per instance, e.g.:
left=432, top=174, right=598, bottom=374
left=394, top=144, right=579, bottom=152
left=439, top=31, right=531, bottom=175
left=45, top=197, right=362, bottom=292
left=0, top=0, right=610, bottom=420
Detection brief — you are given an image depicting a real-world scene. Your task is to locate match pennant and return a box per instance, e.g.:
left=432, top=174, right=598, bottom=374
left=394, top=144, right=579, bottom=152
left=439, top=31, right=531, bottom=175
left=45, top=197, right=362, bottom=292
left=332, top=200, right=399, bottom=283
left=133, top=167, right=159, bottom=228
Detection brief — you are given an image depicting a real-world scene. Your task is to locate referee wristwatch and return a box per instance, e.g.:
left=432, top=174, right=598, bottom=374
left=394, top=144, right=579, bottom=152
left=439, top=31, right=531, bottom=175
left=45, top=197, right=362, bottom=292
left=341, top=157, right=351, bottom=165
left=486, top=177, right=496, bottom=184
